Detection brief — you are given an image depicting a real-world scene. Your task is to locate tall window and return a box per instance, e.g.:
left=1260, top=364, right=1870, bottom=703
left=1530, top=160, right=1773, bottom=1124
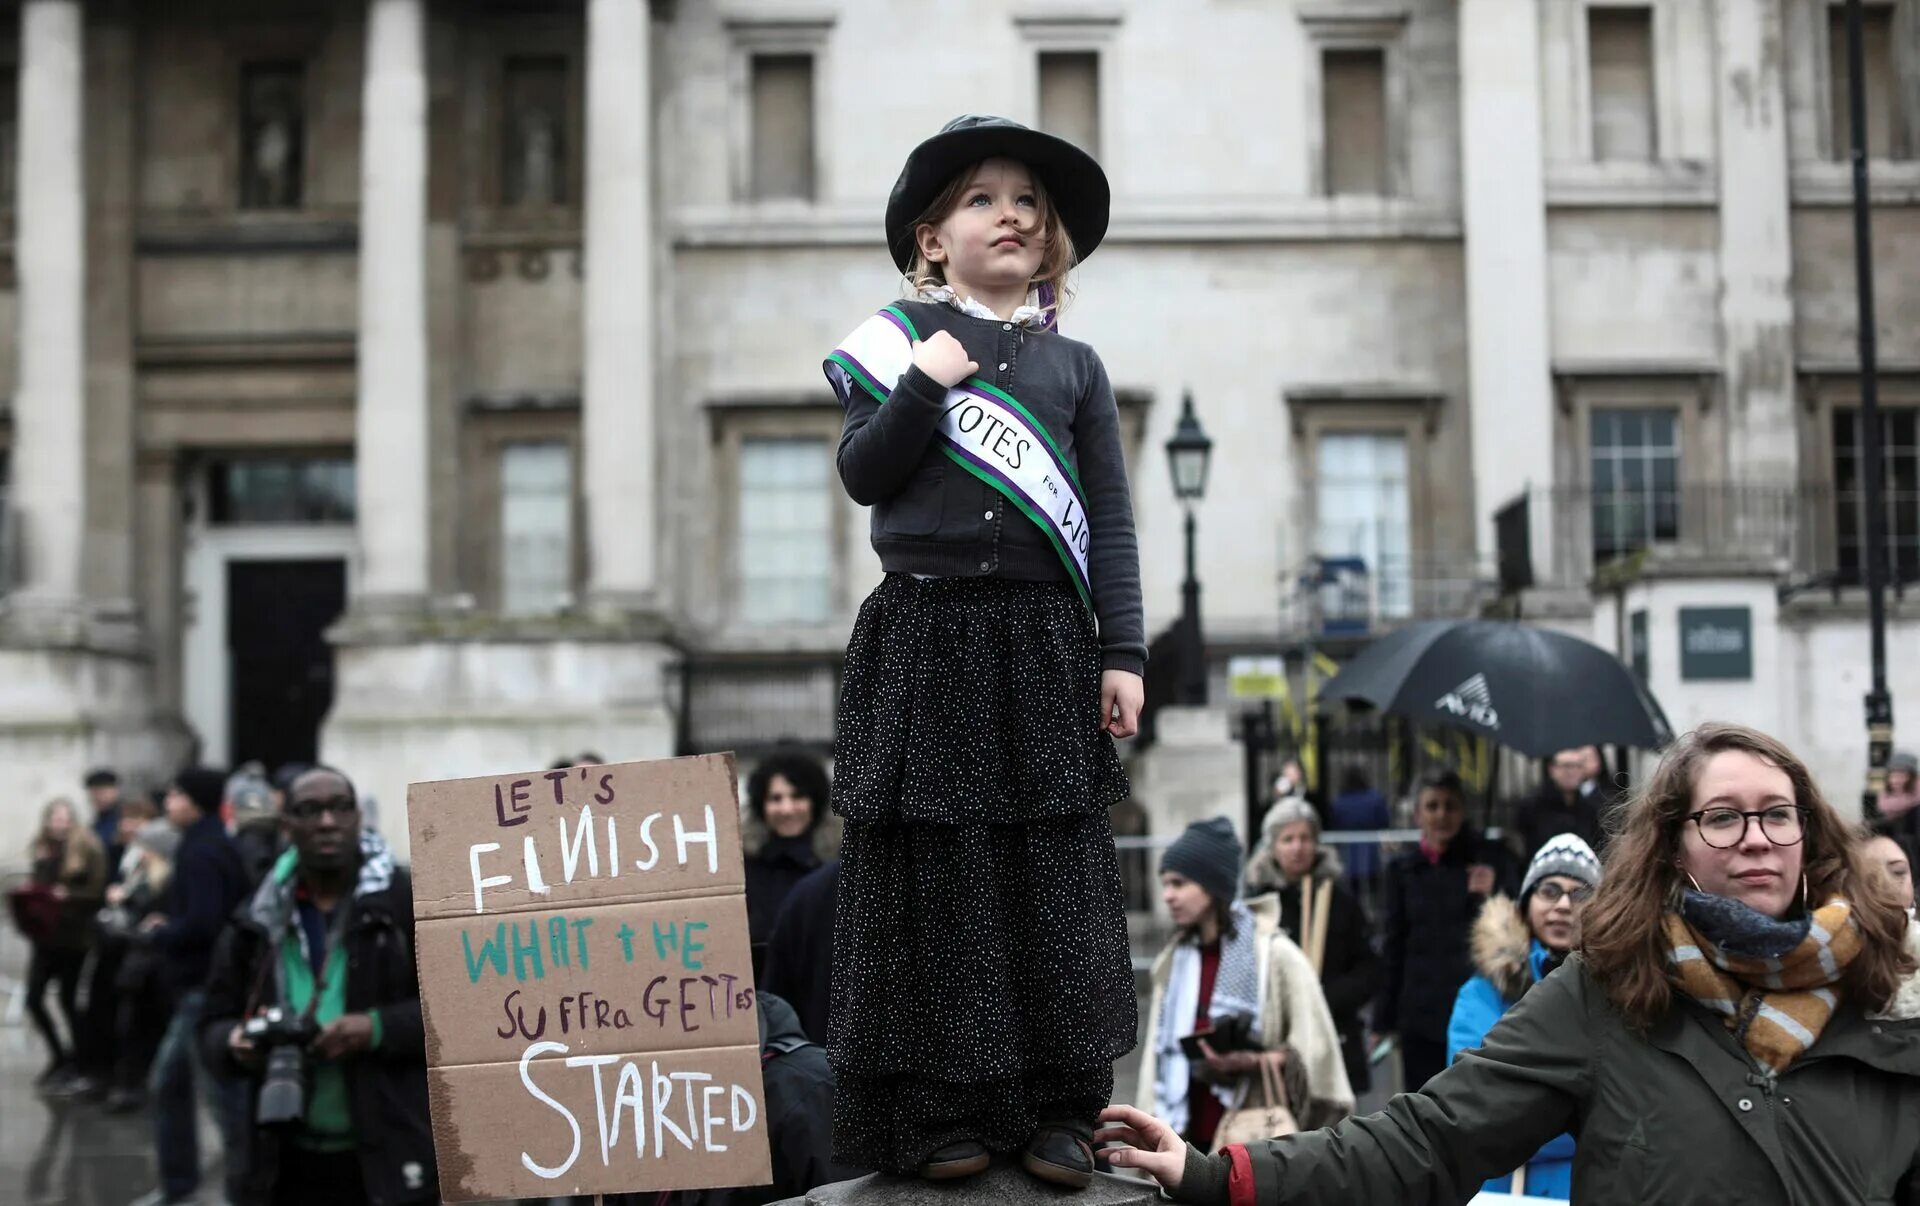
left=749, top=54, right=815, bottom=200
left=1322, top=48, right=1389, bottom=196
left=239, top=62, right=305, bottom=209
left=1828, top=3, right=1908, bottom=160
left=739, top=437, right=833, bottom=625
left=1590, top=409, right=1679, bottom=562
left=1038, top=52, right=1101, bottom=157
left=1589, top=6, right=1656, bottom=161
left=1315, top=432, right=1410, bottom=618
left=501, top=57, right=570, bottom=207
left=500, top=442, right=574, bottom=615
left=1834, top=408, right=1920, bottom=585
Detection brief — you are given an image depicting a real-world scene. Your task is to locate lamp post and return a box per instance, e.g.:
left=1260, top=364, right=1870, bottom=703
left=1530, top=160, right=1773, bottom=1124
left=1165, top=391, right=1213, bottom=706
left=1842, top=0, right=1892, bottom=816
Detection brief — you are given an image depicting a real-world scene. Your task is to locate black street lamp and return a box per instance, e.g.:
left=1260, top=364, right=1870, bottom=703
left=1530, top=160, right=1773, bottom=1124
left=1843, top=0, right=1893, bottom=815
left=1164, top=391, right=1213, bottom=706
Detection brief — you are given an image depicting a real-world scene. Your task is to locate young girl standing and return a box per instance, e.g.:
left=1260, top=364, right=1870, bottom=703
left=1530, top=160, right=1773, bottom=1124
left=823, top=115, right=1145, bottom=1188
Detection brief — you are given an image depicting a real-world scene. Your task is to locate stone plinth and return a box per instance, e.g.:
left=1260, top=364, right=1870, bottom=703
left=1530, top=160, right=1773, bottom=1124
left=771, top=1161, right=1161, bottom=1206
left=319, top=617, right=677, bottom=863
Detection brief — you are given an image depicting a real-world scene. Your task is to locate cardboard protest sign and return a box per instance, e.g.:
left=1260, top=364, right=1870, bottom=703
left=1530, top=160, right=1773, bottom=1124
left=409, top=754, right=771, bottom=1202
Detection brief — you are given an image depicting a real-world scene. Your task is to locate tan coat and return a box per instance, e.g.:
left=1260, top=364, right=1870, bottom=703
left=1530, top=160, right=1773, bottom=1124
left=1137, top=893, right=1356, bottom=1131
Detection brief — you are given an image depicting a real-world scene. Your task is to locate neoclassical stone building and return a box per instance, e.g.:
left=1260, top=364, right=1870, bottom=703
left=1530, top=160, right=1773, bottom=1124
left=0, top=0, right=1914, bottom=856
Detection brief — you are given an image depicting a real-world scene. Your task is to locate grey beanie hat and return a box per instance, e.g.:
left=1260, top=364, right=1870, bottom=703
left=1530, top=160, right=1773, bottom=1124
left=1161, top=817, right=1243, bottom=905
left=225, top=763, right=275, bottom=822
left=1521, top=832, right=1602, bottom=903
left=132, top=818, right=180, bottom=862
left=1890, top=751, right=1918, bottom=776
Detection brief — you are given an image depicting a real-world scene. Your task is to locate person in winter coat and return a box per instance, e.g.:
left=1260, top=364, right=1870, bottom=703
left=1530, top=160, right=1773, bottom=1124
left=100, top=816, right=178, bottom=1112
left=1881, top=752, right=1920, bottom=821
left=1510, top=748, right=1609, bottom=863
left=201, top=766, right=436, bottom=1206
left=742, top=750, right=841, bottom=982
left=1445, top=832, right=1603, bottom=1199
left=23, top=797, right=108, bottom=1089
left=1370, top=769, right=1518, bottom=1091
left=86, top=768, right=127, bottom=876
left=760, top=859, right=841, bottom=1045
left=1138, top=819, right=1353, bottom=1153
left=1325, top=767, right=1389, bottom=887
left=1101, top=722, right=1920, bottom=1205
left=228, top=762, right=283, bottom=889
left=1243, top=797, right=1379, bottom=1094
left=143, top=766, right=253, bottom=1206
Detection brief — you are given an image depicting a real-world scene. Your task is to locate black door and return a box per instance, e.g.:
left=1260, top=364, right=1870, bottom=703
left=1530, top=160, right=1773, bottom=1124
left=227, top=559, right=347, bottom=771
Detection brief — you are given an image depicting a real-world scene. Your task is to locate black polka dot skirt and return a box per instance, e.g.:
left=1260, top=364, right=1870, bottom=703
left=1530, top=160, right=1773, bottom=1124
left=827, top=573, right=1137, bottom=1173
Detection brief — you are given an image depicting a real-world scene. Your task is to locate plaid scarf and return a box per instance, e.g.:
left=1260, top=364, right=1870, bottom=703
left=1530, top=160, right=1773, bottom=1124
left=1664, top=889, right=1862, bottom=1074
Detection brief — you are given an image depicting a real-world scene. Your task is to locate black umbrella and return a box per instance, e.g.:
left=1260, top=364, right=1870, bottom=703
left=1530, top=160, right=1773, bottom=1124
left=1319, top=619, right=1672, bottom=758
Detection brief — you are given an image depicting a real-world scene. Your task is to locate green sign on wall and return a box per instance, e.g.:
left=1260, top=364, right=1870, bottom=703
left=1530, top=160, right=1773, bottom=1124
left=1679, top=607, right=1752, bottom=681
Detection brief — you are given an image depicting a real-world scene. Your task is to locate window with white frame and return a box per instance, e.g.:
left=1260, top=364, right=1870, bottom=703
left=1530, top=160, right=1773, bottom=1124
left=738, top=436, right=833, bottom=625
left=1590, top=408, right=1680, bottom=562
left=749, top=53, right=816, bottom=200
left=1315, top=432, right=1411, bottom=617
left=500, top=441, right=573, bottom=615
left=1038, top=51, right=1101, bottom=156
left=1588, top=6, right=1657, bottom=161
left=1827, top=2, right=1910, bottom=160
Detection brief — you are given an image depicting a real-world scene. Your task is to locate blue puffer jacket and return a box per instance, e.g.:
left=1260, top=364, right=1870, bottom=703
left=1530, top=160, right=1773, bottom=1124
left=1446, top=897, right=1574, bottom=1199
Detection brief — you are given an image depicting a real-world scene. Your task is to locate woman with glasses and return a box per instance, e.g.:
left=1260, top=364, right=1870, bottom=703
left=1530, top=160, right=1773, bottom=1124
left=1444, top=832, right=1601, bottom=1199
left=1099, top=723, right=1920, bottom=1204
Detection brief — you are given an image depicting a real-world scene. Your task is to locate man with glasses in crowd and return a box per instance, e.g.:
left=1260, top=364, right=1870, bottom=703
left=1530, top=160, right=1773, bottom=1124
left=200, top=766, right=437, bottom=1206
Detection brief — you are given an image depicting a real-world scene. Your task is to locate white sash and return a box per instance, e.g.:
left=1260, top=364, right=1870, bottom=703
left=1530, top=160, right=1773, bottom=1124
left=826, top=305, right=1093, bottom=605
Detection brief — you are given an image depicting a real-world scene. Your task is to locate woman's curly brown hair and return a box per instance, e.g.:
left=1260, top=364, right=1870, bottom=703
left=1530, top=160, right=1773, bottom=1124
left=1581, top=722, right=1915, bottom=1029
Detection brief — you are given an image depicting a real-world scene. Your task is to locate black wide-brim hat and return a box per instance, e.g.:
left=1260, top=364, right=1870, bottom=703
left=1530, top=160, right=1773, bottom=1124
left=885, top=114, right=1110, bottom=273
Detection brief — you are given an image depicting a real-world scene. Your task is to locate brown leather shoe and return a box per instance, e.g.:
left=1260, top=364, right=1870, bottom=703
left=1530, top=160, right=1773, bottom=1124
left=919, top=1139, right=991, bottom=1180
left=1021, top=1123, right=1094, bottom=1188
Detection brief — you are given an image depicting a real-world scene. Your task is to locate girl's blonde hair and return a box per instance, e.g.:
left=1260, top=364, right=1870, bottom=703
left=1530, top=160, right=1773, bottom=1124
left=904, top=159, right=1079, bottom=323
left=30, top=797, right=105, bottom=884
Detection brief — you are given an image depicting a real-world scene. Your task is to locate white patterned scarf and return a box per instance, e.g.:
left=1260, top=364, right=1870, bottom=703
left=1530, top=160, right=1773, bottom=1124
left=1155, top=900, right=1263, bottom=1132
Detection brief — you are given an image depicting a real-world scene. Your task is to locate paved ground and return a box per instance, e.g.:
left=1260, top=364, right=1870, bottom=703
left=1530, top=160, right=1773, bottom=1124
left=0, top=1021, right=225, bottom=1206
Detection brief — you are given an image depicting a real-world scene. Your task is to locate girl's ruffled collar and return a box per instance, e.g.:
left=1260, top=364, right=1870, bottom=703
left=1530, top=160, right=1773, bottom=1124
left=915, top=283, right=1048, bottom=328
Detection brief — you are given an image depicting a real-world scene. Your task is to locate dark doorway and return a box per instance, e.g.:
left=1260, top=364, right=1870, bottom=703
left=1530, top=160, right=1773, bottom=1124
left=227, top=559, right=346, bottom=771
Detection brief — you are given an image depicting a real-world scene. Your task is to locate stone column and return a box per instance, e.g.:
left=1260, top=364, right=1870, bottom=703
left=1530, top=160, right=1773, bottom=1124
left=1458, top=0, right=1556, bottom=579
left=11, top=0, right=86, bottom=609
left=354, top=0, right=430, bottom=604
left=582, top=0, right=658, bottom=610
left=1715, top=0, right=1797, bottom=482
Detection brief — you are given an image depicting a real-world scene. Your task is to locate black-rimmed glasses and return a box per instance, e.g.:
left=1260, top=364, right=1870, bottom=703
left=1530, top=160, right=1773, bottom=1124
left=286, top=795, right=358, bottom=821
left=1532, top=881, right=1595, bottom=905
left=1686, top=805, right=1808, bottom=849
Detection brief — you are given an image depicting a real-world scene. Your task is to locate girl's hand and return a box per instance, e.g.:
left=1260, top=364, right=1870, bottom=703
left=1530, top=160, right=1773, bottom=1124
left=1094, top=1105, right=1187, bottom=1190
left=910, top=330, right=977, bottom=389
left=1101, top=670, right=1144, bottom=739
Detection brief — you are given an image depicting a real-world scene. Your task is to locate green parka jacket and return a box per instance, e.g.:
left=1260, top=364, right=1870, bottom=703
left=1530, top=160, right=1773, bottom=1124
left=1174, top=927, right=1920, bottom=1205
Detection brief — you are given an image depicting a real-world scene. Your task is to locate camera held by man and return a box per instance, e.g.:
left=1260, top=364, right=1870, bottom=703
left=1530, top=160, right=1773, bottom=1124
left=200, top=767, right=438, bottom=1206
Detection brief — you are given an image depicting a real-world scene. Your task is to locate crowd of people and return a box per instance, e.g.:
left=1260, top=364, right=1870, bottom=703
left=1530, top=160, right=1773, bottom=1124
left=11, top=727, right=1920, bottom=1203
left=1103, top=723, right=1920, bottom=1204
left=4, top=749, right=861, bottom=1206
